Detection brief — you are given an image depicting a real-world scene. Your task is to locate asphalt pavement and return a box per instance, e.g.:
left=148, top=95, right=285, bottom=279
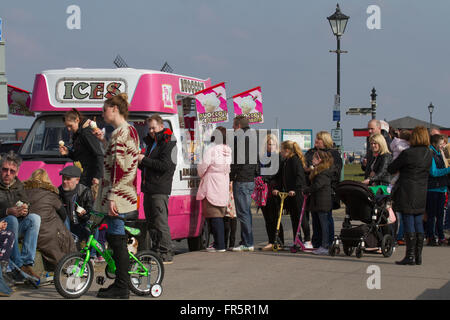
left=3, top=208, right=450, bottom=301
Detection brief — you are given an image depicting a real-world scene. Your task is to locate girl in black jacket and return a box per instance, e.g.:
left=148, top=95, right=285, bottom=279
left=272, top=141, right=310, bottom=245
left=59, top=109, right=104, bottom=188
left=303, top=150, right=334, bottom=255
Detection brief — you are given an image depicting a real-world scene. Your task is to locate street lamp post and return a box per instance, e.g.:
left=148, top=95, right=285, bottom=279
left=328, top=4, right=349, bottom=181
left=428, top=102, right=434, bottom=129
left=370, top=87, right=377, bottom=120
left=328, top=3, right=349, bottom=130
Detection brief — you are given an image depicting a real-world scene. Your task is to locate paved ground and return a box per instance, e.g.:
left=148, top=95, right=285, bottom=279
left=3, top=208, right=450, bottom=301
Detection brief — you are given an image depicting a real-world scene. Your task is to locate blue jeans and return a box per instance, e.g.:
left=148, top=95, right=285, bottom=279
left=233, top=181, right=255, bottom=247
left=426, top=191, right=446, bottom=240
left=314, top=212, right=330, bottom=249
left=1, top=213, right=41, bottom=268
left=402, top=213, right=424, bottom=234
left=105, top=214, right=127, bottom=236
left=312, top=211, right=334, bottom=248
left=396, top=212, right=404, bottom=240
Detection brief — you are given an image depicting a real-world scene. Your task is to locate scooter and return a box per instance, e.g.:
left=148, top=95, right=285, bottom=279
left=272, top=192, right=289, bottom=252
left=290, top=195, right=313, bottom=253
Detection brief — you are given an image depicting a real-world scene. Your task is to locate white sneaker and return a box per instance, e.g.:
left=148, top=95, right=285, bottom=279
left=304, top=241, right=313, bottom=249
left=232, top=245, right=254, bottom=252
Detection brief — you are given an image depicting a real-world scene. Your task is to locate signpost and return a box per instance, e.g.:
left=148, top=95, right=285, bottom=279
left=331, top=128, right=342, bottom=147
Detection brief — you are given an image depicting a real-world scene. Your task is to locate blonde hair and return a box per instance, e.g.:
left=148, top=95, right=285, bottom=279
left=316, top=131, right=334, bottom=149
left=281, top=140, right=306, bottom=168
left=28, top=169, right=54, bottom=186
left=309, top=150, right=334, bottom=181
left=369, top=133, right=390, bottom=155
left=262, top=133, right=279, bottom=154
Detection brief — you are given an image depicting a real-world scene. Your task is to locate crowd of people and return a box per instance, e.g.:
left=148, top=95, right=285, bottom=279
left=198, top=117, right=450, bottom=267
left=0, top=104, right=449, bottom=298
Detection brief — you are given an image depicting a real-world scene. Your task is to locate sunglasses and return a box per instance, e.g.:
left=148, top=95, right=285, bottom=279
left=1, top=167, right=17, bottom=175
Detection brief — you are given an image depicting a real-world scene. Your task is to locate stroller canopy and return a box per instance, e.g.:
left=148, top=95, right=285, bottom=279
left=336, top=180, right=376, bottom=223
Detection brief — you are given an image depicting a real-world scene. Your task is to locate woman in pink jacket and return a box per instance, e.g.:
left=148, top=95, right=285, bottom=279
left=197, top=126, right=232, bottom=252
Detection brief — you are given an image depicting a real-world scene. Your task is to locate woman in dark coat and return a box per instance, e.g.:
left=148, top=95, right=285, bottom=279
left=59, top=109, right=104, bottom=188
left=24, top=169, right=76, bottom=271
left=363, top=133, right=392, bottom=186
left=387, top=126, right=433, bottom=265
left=272, top=140, right=309, bottom=245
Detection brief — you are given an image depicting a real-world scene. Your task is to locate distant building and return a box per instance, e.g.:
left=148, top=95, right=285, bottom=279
left=353, top=116, right=450, bottom=137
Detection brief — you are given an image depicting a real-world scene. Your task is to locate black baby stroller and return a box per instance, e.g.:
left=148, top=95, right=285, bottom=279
left=328, top=180, right=396, bottom=258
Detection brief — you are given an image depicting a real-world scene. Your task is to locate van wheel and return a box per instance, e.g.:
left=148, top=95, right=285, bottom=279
left=187, top=220, right=211, bottom=251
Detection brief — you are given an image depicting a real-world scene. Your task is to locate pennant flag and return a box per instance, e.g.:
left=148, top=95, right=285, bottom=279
left=7, top=84, right=34, bottom=116
left=194, top=82, right=228, bottom=124
left=232, top=86, right=263, bottom=124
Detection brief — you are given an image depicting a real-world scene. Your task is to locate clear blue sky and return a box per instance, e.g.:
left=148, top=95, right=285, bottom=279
left=1, top=0, right=449, bottom=151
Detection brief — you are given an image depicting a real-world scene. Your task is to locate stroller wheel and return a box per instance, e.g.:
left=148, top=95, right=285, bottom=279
left=356, top=245, right=363, bottom=258
left=381, top=234, right=394, bottom=257
left=343, top=245, right=354, bottom=256
left=272, top=244, right=279, bottom=252
left=290, top=246, right=298, bottom=253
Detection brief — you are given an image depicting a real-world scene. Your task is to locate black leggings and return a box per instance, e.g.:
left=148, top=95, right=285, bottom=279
left=261, top=195, right=284, bottom=245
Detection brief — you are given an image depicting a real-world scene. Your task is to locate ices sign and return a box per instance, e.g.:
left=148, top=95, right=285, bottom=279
left=56, top=79, right=126, bottom=103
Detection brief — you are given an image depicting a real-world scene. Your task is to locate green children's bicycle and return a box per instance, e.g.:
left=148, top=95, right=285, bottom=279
left=54, top=212, right=164, bottom=299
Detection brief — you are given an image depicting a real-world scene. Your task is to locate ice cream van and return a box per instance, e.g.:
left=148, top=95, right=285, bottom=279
left=17, top=67, right=213, bottom=251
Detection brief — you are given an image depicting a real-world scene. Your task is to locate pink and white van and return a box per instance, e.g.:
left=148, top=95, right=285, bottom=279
left=18, top=68, right=213, bottom=250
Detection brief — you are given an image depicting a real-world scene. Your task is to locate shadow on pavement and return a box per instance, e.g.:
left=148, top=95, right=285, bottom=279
left=416, top=281, right=450, bottom=300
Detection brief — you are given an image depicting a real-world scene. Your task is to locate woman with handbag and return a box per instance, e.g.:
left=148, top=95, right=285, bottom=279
left=257, top=134, right=284, bottom=251
left=197, top=126, right=232, bottom=252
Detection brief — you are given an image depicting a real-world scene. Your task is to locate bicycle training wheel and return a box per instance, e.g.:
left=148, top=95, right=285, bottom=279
left=54, top=252, right=94, bottom=299
left=128, top=250, right=164, bottom=296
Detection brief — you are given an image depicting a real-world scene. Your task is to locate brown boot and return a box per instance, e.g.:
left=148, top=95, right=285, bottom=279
left=20, top=265, right=40, bottom=280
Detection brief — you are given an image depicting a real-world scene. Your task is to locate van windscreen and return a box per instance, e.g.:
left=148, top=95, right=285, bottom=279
left=20, top=114, right=149, bottom=157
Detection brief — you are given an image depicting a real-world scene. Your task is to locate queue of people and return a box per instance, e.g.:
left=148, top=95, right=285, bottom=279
left=1, top=102, right=450, bottom=297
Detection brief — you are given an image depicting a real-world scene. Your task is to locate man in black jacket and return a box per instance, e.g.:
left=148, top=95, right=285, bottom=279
left=138, top=114, right=176, bottom=264
left=58, top=166, right=94, bottom=247
left=230, top=115, right=258, bottom=252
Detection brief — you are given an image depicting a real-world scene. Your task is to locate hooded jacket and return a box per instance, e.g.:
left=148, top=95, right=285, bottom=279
left=139, top=128, right=177, bottom=195
left=196, top=144, right=232, bottom=207
left=24, top=180, right=77, bottom=270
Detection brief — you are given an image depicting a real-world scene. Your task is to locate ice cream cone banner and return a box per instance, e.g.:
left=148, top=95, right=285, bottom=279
left=232, top=86, right=263, bottom=124
left=194, top=82, right=228, bottom=124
